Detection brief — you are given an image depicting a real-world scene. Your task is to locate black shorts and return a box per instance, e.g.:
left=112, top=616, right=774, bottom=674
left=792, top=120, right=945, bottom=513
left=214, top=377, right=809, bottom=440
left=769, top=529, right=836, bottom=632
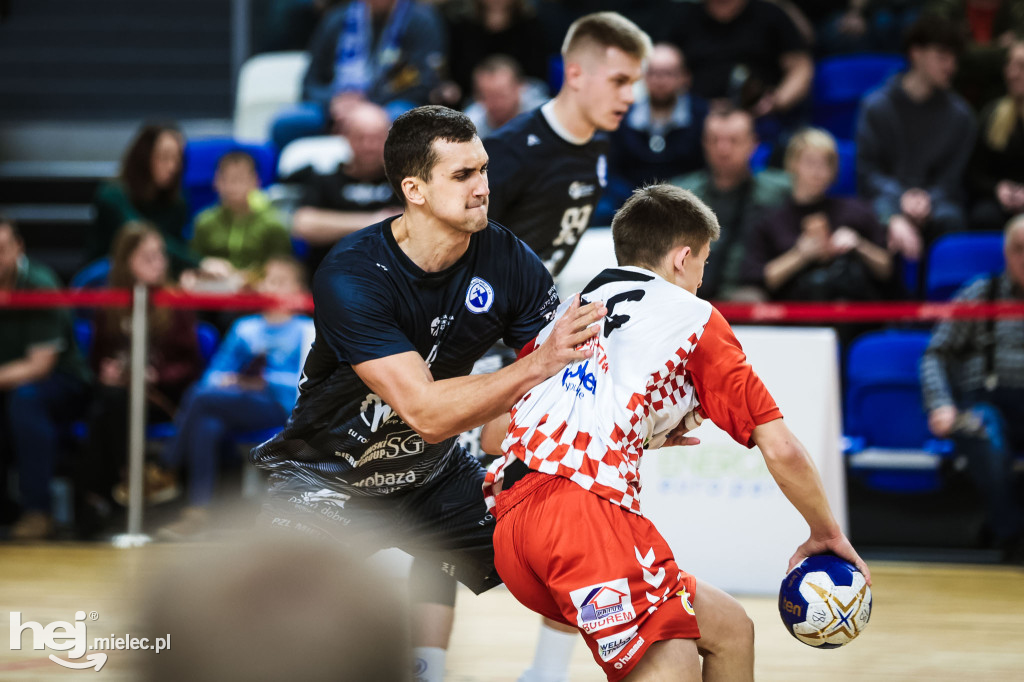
left=258, top=445, right=501, bottom=594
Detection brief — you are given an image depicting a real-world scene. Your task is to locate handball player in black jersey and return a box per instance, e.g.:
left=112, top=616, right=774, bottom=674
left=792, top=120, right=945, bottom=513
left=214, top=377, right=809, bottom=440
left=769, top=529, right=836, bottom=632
left=485, top=12, right=650, bottom=278
left=250, top=105, right=605, bottom=682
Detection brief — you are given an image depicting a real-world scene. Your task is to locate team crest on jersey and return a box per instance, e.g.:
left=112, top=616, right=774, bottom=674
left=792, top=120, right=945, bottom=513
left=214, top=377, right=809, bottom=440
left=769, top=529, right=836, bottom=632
left=570, top=579, right=636, bottom=633
left=597, top=154, right=608, bottom=187
left=465, top=277, right=494, bottom=314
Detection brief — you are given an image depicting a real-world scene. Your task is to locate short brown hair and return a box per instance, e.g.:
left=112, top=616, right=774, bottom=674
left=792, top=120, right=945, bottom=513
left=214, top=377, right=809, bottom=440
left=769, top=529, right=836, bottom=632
left=383, top=105, right=478, bottom=202
left=562, top=11, right=651, bottom=62
left=612, top=184, right=720, bottom=269
left=216, top=150, right=257, bottom=175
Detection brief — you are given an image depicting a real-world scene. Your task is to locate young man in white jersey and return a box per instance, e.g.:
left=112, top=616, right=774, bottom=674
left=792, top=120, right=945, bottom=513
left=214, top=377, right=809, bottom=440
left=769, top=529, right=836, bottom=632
left=482, top=184, right=870, bottom=680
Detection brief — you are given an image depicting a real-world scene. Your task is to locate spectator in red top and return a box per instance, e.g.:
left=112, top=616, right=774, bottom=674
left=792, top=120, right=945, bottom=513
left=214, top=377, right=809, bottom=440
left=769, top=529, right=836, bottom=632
left=77, top=222, right=203, bottom=538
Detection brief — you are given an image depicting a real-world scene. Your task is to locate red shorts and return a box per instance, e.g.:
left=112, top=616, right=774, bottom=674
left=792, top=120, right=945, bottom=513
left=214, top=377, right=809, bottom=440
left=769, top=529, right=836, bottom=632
left=493, top=473, right=700, bottom=681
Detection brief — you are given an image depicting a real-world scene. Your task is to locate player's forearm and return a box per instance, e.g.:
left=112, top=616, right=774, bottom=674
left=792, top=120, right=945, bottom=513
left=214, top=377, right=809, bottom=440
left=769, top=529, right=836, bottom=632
left=402, top=356, right=550, bottom=444
left=755, top=420, right=841, bottom=539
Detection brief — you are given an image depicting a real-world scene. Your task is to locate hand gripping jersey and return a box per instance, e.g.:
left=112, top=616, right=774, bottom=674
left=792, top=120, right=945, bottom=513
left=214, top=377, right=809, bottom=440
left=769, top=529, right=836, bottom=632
left=251, top=217, right=558, bottom=498
left=484, top=266, right=781, bottom=514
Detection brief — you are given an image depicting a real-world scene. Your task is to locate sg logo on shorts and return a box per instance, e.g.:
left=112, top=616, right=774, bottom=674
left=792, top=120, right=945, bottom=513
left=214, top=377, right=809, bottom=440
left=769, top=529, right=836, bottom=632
left=465, top=277, right=494, bottom=314
left=569, top=579, right=636, bottom=634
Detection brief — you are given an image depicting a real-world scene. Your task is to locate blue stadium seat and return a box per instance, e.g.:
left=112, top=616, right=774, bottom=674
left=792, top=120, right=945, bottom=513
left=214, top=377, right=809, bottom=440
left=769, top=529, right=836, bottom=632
left=924, top=232, right=1005, bottom=301
left=196, top=320, right=220, bottom=364
left=183, top=138, right=277, bottom=222
left=749, top=142, right=772, bottom=172
left=812, top=54, right=906, bottom=140
left=70, top=257, right=111, bottom=289
left=829, top=139, right=857, bottom=197
left=844, top=330, right=953, bottom=492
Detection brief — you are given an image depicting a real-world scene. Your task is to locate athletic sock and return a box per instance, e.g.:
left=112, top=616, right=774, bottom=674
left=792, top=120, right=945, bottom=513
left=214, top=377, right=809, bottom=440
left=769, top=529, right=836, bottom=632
left=413, top=646, right=446, bottom=682
left=518, top=623, right=577, bottom=682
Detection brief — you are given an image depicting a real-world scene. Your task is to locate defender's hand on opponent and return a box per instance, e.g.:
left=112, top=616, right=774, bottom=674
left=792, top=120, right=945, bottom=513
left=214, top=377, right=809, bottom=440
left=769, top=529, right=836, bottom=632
left=529, top=295, right=606, bottom=376
left=788, top=531, right=872, bottom=586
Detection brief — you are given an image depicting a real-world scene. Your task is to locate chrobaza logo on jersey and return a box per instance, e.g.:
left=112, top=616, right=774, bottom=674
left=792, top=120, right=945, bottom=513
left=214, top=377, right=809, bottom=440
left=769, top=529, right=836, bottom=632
left=465, top=277, right=494, bottom=314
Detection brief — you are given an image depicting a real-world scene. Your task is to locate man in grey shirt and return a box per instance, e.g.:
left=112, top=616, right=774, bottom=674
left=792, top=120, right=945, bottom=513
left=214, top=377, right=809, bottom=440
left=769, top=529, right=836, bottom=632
left=921, top=215, right=1024, bottom=562
left=856, top=14, right=975, bottom=264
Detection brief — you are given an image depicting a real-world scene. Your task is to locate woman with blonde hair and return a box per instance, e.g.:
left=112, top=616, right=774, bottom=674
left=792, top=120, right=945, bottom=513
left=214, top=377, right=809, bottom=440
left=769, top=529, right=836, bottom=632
left=77, top=222, right=203, bottom=538
left=740, top=127, right=893, bottom=301
left=969, top=40, right=1024, bottom=231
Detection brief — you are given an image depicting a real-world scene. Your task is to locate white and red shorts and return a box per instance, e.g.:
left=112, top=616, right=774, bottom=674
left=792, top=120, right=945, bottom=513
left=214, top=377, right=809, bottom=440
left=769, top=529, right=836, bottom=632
left=493, top=472, right=700, bottom=680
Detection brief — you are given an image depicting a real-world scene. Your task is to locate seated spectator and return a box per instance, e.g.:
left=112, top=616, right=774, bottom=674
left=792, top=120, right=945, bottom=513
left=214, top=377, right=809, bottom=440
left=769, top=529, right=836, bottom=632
left=607, top=42, right=708, bottom=209
left=153, top=257, right=314, bottom=539
left=291, top=101, right=402, bottom=272
left=463, top=55, right=544, bottom=139
left=271, top=0, right=447, bottom=150
left=969, top=39, right=1024, bottom=232
left=0, top=217, right=90, bottom=540
left=856, top=14, right=975, bottom=263
left=77, top=223, right=202, bottom=538
left=925, top=0, right=1024, bottom=110
left=741, top=128, right=893, bottom=301
left=672, top=106, right=791, bottom=300
left=92, top=123, right=198, bottom=273
left=921, top=214, right=1024, bottom=562
left=667, top=0, right=814, bottom=150
left=186, top=151, right=292, bottom=292
left=444, top=0, right=549, bottom=106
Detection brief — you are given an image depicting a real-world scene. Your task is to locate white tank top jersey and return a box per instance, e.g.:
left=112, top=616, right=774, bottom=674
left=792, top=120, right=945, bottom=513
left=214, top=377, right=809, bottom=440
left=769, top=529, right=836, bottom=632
left=484, top=266, right=781, bottom=515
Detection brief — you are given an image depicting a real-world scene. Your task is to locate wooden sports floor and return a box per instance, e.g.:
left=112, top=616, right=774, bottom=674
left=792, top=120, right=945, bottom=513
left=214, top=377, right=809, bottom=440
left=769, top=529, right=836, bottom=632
left=1, top=544, right=1022, bottom=681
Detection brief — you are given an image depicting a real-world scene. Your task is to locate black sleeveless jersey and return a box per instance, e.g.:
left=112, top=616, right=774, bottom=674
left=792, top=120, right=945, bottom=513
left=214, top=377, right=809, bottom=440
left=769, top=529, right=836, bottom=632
left=485, top=107, right=609, bottom=277
left=250, top=217, right=558, bottom=497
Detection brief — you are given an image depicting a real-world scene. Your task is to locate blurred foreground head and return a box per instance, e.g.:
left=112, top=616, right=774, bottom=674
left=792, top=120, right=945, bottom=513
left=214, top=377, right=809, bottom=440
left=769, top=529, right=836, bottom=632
left=143, top=534, right=411, bottom=682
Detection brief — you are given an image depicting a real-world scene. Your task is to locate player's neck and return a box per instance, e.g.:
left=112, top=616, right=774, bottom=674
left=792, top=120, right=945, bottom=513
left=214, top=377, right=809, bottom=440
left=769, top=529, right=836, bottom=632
left=547, top=95, right=596, bottom=143
left=391, top=213, right=472, bottom=272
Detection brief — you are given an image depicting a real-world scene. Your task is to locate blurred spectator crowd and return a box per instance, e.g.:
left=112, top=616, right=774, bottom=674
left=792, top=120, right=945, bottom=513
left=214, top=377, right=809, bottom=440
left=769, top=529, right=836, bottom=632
left=0, top=0, right=1022, bottom=548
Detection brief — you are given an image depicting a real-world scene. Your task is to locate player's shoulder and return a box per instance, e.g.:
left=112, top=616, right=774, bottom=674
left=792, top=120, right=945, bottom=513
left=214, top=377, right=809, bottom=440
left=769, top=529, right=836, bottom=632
left=479, top=219, right=545, bottom=266
left=313, top=221, right=393, bottom=292
left=583, top=267, right=713, bottom=316
left=486, top=107, right=545, bottom=145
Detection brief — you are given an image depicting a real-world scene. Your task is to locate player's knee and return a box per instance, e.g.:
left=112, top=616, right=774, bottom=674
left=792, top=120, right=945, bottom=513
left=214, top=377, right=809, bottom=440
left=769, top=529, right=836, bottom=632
left=698, top=593, right=753, bottom=657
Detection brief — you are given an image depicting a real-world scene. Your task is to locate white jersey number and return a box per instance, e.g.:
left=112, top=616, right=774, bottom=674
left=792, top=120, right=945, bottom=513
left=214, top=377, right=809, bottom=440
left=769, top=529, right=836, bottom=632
left=552, top=205, right=593, bottom=247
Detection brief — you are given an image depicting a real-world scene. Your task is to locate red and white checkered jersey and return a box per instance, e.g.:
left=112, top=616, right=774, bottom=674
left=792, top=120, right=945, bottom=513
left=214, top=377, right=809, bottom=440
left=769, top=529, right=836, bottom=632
left=484, top=266, right=782, bottom=515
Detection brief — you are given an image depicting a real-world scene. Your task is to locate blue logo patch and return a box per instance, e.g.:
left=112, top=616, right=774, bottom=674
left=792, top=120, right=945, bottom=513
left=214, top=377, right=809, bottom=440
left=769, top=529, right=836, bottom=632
left=465, top=277, right=494, bottom=314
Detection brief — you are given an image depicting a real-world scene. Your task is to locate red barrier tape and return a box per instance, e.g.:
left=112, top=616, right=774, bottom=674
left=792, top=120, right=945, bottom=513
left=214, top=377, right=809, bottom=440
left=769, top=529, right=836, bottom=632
left=1, top=289, right=1024, bottom=322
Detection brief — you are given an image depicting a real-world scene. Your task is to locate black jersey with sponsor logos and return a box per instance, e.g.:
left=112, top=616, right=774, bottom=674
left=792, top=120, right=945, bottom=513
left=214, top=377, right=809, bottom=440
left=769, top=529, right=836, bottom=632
left=484, top=106, right=609, bottom=276
left=250, top=217, right=558, bottom=497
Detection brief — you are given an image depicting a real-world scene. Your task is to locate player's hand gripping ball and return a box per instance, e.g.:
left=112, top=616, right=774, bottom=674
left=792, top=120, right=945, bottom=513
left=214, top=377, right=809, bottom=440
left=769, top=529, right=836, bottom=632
left=779, top=554, right=871, bottom=648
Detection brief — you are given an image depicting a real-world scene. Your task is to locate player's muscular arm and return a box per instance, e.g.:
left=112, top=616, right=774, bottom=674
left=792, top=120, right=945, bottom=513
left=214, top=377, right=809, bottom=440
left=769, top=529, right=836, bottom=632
left=754, top=419, right=871, bottom=584
left=353, top=296, right=606, bottom=444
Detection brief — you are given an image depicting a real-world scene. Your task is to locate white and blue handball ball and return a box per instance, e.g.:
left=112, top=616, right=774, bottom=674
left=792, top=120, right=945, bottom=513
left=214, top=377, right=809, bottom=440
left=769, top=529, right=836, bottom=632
left=778, top=554, right=872, bottom=648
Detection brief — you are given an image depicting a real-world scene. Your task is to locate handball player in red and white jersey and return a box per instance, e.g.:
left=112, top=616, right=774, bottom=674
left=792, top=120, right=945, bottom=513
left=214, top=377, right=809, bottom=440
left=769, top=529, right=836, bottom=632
left=482, top=184, right=870, bottom=681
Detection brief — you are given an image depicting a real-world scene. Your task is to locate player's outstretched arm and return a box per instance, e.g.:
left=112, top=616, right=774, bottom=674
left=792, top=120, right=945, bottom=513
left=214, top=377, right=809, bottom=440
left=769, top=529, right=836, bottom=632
left=352, top=296, right=606, bottom=444
left=753, top=419, right=872, bottom=585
